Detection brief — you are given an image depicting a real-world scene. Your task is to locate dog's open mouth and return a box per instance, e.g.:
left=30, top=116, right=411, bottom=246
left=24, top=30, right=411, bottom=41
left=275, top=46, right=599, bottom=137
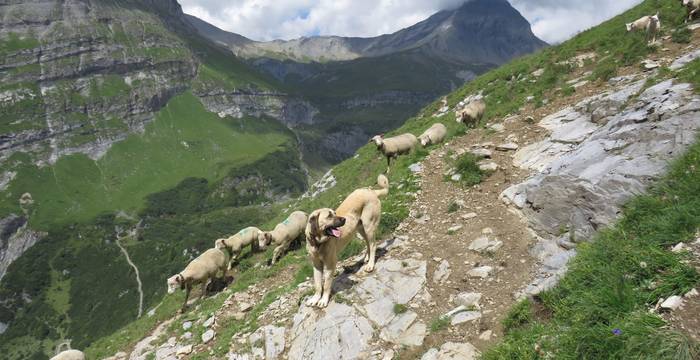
left=324, top=226, right=342, bottom=238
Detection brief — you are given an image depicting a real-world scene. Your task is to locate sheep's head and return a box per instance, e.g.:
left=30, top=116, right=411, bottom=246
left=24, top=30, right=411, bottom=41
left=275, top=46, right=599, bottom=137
left=167, top=274, right=184, bottom=294
left=419, top=136, right=429, bottom=147
left=258, top=232, right=273, bottom=249
left=214, top=238, right=227, bottom=250
left=370, top=135, right=384, bottom=147
left=683, top=0, right=690, bottom=6
left=625, top=23, right=633, bottom=32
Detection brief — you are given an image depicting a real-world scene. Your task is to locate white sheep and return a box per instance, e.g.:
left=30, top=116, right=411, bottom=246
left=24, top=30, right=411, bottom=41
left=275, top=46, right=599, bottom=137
left=455, top=99, right=486, bottom=127
left=219, top=226, right=263, bottom=270
left=418, top=123, right=447, bottom=147
left=626, top=13, right=661, bottom=43
left=50, top=350, right=85, bottom=360
left=167, top=241, right=231, bottom=311
left=683, top=0, right=700, bottom=22
left=259, top=211, right=308, bottom=264
left=370, top=133, right=418, bottom=170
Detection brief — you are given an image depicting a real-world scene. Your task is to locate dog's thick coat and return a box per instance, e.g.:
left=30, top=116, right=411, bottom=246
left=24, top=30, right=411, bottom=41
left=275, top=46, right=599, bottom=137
left=304, top=175, right=389, bottom=308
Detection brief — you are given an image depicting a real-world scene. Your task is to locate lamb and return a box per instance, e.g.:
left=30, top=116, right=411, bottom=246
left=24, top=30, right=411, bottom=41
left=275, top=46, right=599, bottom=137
left=50, top=350, right=85, bottom=360
left=370, top=133, right=418, bottom=170
left=418, top=123, right=447, bottom=147
left=625, top=13, right=661, bottom=43
left=167, top=240, right=231, bottom=311
left=455, top=99, right=486, bottom=127
left=683, top=0, right=700, bottom=22
left=259, top=211, right=308, bottom=264
left=219, top=226, right=263, bottom=269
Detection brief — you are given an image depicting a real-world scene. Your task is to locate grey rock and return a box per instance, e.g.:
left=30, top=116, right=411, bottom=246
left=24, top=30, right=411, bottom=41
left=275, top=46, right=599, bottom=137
left=468, top=236, right=503, bottom=253
left=201, top=329, right=215, bottom=344
left=448, top=225, right=463, bottom=233
left=379, top=311, right=427, bottom=346
left=433, top=260, right=451, bottom=284
left=670, top=49, right=700, bottom=71
left=176, top=345, right=193, bottom=356
left=454, top=292, right=482, bottom=309
left=450, top=311, right=481, bottom=325
left=478, top=161, right=499, bottom=172
left=467, top=266, right=493, bottom=279
left=660, top=296, right=683, bottom=311
left=251, top=325, right=285, bottom=360
left=488, top=123, right=505, bottom=133
left=409, top=163, right=424, bottom=174
left=469, top=148, right=493, bottom=158
left=203, top=316, right=215, bottom=328
left=421, top=342, right=480, bottom=360
left=182, top=321, right=192, bottom=331
left=288, top=303, right=374, bottom=360
left=496, top=143, right=519, bottom=151
left=451, top=174, right=462, bottom=182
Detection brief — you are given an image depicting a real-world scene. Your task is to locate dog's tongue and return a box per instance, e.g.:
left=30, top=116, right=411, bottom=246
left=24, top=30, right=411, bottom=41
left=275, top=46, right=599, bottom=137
left=331, top=228, right=342, bottom=237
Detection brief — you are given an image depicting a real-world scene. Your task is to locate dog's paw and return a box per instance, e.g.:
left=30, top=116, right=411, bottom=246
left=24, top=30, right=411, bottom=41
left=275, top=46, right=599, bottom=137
left=317, top=297, right=329, bottom=308
left=306, top=294, right=321, bottom=307
left=362, top=263, right=375, bottom=273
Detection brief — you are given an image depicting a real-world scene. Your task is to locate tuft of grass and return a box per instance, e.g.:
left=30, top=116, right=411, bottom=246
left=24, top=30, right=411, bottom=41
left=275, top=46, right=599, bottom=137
left=679, top=59, right=700, bottom=94
left=502, top=299, right=533, bottom=334
left=447, top=202, right=460, bottom=213
left=429, top=316, right=451, bottom=333
left=393, top=304, right=408, bottom=315
left=672, top=26, right=692, bottom=44
left=448, top=153, right=485, bottom=187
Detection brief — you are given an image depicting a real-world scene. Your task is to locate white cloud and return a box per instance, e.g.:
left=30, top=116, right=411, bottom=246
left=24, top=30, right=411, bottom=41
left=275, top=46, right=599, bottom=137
left=509, top=0, right=643, bottom=43
left=179, top=0, right=643, bottom=43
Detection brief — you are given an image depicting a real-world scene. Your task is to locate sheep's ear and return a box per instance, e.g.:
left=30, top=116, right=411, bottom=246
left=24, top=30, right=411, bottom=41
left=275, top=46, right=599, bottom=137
left=177, top=274, right=185, bottom=289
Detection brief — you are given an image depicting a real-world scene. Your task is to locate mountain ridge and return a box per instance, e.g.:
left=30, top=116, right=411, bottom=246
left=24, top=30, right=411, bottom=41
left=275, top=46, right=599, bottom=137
left=188, top=0, right=547, bottom=64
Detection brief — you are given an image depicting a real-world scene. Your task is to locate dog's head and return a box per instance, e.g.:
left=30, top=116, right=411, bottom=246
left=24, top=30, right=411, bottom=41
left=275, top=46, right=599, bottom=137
left=258, top=232, right=273, bottom=249
left=306, top=209, right=346, bottom=247
left=167, top=274, right=184, bottom=294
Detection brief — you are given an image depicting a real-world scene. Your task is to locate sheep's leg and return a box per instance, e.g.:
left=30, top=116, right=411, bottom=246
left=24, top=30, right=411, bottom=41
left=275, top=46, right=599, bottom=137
left=200, top=278, right=209, bottom=300
left=181, top=285, right=191, bottom=312
left=272, top=242, right=290, bottom=264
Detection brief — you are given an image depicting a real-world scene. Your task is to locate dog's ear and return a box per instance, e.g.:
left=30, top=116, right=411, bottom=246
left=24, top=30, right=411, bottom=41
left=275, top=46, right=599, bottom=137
left=306, top=213, right=320, bottom=247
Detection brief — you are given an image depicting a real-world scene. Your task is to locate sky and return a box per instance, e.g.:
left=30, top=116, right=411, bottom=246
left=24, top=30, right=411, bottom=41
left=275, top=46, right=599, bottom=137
left=179, top=0, right=643, bottom=44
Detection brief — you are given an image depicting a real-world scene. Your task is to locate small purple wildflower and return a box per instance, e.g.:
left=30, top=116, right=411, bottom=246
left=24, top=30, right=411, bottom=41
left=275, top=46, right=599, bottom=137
left=612, top=328, right=622, bottom=336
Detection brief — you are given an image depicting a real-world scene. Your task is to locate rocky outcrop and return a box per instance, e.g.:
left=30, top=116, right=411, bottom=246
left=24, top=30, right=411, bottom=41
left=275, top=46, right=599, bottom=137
left=0, top=215, right=45, bottom=280
left=194, top=88, right=317, bottom=128
left=502, top=75, right=700, bottom=296
left=0, top=0, right=199, bottom=164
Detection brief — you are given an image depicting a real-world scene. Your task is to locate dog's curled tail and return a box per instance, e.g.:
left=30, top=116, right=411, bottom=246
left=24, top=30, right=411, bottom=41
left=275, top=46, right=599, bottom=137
left=374, top=174, right=389, bottom=197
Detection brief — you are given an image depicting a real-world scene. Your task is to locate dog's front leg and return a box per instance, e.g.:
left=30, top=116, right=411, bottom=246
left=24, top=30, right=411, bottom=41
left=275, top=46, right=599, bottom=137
left=306, top=265, right=324, bottom=307
left=317, top=265, right=335, bottom=308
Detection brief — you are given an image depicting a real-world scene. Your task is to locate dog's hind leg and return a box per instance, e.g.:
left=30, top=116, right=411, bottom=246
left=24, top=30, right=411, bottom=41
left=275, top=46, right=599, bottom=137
left=360, top=205, right=381, bottom=273
left=357, top=225, right=370, bottom=263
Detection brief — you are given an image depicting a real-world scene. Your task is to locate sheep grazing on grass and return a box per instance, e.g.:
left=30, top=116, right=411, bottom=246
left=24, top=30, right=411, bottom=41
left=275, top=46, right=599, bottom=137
left=455, top=99, right=486, bottom=127
left=219, top=226, right=263, bottom=270
left=626, top=13, right=661, bottom=44
left=50, top=350, right=85, bottom=360
left=683, top=0, right=700, bottom=22
left=418, top=123, right=447, bottom=147
left=167, top=240, right=231, bottom=311
left=259, top=211, right=308, bottom=264
left=370, top=133, right=418, bottom=171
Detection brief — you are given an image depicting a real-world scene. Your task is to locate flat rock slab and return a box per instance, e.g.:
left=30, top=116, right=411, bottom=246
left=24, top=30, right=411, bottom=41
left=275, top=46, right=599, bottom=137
left=421, top=342, right=480, bottom=360
left=288, top=302, right=374, bottom=360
